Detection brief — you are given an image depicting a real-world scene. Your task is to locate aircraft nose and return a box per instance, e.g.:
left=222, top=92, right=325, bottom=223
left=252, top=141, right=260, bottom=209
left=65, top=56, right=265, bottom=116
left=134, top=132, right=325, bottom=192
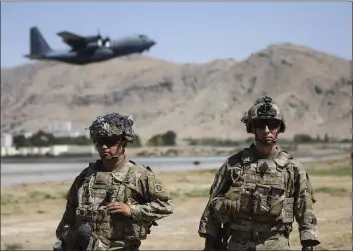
left=149, top=39, right=156, bottom=47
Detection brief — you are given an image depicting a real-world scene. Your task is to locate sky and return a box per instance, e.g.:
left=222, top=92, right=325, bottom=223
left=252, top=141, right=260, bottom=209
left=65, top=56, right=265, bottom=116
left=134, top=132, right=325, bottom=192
left=1, top=2, right=352, bottom=68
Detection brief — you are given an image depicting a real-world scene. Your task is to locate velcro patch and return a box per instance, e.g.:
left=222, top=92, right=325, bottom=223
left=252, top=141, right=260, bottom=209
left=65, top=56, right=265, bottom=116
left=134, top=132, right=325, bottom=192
left=155, top=184, right=163, bottom=192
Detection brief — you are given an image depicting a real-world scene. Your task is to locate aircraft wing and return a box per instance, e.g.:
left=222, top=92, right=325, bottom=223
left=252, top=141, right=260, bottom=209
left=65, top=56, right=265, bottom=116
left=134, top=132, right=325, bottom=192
left=57, top=31, right=84, bottom=41
left=57, top=31, right=87, bottom=51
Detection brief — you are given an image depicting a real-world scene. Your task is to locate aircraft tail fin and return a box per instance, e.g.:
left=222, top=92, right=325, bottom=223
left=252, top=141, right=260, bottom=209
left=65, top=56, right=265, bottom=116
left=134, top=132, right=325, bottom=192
left=29, top=26, right=52, bottom=56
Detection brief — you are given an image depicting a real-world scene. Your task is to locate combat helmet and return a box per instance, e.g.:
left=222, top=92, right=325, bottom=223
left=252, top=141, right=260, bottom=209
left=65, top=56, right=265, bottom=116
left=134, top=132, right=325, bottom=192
left=88, top=112, right=135, bottom=143
left=241, top=96, right=286, bottom=133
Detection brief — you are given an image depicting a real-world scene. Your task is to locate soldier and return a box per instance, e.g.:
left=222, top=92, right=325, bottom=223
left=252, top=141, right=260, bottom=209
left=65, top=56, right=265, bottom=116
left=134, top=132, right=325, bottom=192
left=198, top=96, right=320, bottom=251
left=54, top=112, right=173, bottom=251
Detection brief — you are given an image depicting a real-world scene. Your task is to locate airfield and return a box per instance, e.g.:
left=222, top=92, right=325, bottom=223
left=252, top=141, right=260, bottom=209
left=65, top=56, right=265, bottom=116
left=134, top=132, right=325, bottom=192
left=2, top=5, right=352, bottom=251
left=1, top=143, right=351, bottom=250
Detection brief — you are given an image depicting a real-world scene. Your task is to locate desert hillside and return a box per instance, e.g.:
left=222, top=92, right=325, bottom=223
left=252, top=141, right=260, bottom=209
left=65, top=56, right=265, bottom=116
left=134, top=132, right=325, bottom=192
left=1, top=43, right=351, bottom=142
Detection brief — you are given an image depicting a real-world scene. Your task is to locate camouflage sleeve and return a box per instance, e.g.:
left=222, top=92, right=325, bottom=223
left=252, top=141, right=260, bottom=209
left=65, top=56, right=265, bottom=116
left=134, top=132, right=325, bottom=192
left=198, top=161, right=231, bottom=238
left=129, top=172, right=173, bottom=222
left=292, top=160, right=320, bottom=247
left=55, top=168, right=87, bottom=238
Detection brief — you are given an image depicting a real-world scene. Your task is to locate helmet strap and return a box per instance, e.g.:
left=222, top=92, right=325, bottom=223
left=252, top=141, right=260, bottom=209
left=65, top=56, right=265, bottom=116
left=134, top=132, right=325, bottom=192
left=109, top=139, right=125, bottom=159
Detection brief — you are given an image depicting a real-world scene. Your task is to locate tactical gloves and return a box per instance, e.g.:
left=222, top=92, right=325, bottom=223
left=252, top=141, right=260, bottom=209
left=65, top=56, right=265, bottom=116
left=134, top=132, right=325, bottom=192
left=203, top=235, right=226, bottom=251
left=223, top=187, right=241, bottom=214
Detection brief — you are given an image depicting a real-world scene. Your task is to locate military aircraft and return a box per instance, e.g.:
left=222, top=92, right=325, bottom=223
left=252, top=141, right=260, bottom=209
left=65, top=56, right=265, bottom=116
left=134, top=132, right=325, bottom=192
left=24, top=26, right=156, bottom=65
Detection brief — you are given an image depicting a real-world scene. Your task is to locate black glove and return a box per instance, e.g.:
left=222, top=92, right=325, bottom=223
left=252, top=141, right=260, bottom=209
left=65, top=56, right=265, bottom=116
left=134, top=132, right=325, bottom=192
left=204, top=235, right=216, bottom=251
left=203, top=234, right=227, bottom=251
left=302, top=246, right=313, bottom=251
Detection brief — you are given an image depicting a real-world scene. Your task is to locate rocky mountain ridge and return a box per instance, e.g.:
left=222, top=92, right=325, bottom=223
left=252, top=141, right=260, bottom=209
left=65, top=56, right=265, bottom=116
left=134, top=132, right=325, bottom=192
left=1, top=43, right=351, bottom=142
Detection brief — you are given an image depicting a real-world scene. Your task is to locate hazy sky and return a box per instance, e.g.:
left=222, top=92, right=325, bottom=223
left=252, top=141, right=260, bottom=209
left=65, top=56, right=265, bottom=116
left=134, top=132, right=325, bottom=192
left=1, top=2, right=352, bottom=68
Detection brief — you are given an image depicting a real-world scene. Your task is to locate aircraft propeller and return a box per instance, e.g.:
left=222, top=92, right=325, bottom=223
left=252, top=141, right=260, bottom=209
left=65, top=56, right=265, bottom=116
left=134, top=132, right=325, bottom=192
left=97, top=28, right=111, bottom=48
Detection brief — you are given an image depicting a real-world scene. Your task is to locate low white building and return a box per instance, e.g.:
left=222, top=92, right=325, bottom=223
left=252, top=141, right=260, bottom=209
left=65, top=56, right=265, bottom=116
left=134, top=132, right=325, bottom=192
left=1, top=133, right=13, bottom=148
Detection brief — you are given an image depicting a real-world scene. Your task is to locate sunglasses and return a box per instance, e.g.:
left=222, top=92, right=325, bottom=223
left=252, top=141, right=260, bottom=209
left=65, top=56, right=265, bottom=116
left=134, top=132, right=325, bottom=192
left=253, top=119, right=280, bottom=130
left=95, top=137, right=121, bottom=148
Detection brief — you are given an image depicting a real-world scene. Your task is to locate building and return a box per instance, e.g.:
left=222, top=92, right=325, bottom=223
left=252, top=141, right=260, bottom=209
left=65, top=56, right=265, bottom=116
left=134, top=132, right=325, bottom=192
left=48, top=121, right=73, bottom=137
left=1, top=133, right=13, bottom=148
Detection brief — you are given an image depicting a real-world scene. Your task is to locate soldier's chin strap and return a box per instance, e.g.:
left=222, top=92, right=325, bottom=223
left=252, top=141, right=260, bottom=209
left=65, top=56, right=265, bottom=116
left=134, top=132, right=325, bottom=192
left=95, top=138, right=124, bottom=160
left=109, top=139, right=124, bottom=160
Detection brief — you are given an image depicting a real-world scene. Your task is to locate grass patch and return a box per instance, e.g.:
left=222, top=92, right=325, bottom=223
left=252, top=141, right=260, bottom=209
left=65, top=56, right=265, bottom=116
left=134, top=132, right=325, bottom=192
left=27, top=191, right=56, bottom=201
left=315, top=186, right=349, bottom=196
left=308, top=163, right=352, bottom=177
left=1, top=190, right=67, bottom=207
left=1, top=194, right=19, bottom=205
left=171, top=188, right=209, bottom=198
left=3, top=243, right=23, bottom=250
left=198, top=169, right=217, bottom=175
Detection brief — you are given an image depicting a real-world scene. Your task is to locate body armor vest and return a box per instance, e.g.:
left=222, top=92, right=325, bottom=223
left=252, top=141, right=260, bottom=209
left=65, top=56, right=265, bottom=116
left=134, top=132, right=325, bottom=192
left=226, top=149, right=295, bottom=233
left=75, top=161, right=151, bottom=249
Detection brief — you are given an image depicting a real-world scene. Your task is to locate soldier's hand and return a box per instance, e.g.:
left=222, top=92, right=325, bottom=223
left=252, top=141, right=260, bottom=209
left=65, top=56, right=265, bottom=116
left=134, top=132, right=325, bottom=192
left=107, top=202, right=131, bottom=217
left=213, top=199, right=238, bottom=215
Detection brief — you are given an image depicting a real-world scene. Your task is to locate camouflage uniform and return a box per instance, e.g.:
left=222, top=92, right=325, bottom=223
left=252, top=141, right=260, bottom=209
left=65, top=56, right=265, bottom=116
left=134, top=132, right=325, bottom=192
left=198, top=96, right=320, bottom=251
left=55, top=113, right=173, bottom=251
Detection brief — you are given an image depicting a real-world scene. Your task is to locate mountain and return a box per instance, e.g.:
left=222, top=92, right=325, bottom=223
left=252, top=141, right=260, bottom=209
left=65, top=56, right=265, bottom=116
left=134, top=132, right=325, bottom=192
left=1, top=43, right=352, bottom=142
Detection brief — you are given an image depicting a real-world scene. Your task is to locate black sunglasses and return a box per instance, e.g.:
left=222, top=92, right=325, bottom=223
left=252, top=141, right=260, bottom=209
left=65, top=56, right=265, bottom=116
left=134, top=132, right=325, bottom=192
left=95, top=137, right=121, bottom=148
left=253, top=119, right=280, bottom=130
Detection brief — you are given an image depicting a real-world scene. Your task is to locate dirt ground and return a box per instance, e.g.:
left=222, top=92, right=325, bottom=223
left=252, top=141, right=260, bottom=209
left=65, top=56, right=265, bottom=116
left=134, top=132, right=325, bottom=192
left=1, top=158, right=352, bottom=250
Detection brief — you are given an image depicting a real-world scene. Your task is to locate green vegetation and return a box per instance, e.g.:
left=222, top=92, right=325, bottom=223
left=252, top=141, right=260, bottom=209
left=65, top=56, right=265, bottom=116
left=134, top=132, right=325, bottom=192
left=307, top=163, right=352, bottom=177
left=315, top=187, right=349, bottom=196
left=13, top=130, right=142, bottom=148
left=184, top=133, right=350, bottom=146
left=13, top=130, right=91, bottom=147
left=1, top=190, right=67, bottom=206
left=146, top=131, right=177, bottom=146
left=12, top=129, right=350, bottom=148
left=184, top=137, right=250, bottom=146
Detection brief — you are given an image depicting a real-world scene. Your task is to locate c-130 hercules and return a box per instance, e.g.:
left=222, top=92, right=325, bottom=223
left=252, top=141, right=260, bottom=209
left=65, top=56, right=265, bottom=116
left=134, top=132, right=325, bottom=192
left=24, top=27, right=156, bottom=65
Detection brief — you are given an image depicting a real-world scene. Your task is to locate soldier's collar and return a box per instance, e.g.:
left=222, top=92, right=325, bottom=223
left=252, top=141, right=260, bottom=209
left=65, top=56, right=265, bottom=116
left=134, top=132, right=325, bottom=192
left=242, top=144, right=283, bottom=163
left=112, top=156, right=129, bottom=172
left=241, top=144, right=258, bottom=164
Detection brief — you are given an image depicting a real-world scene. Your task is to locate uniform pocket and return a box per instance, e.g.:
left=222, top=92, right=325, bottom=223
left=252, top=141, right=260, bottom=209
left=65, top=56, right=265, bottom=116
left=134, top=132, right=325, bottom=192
left=253, top=184, right=271, bottom=215
left=281, top=197, right=294, bottom=223
left=124, top=221, right=143, bottom=241
left=239, top=189, right=253, bottom=214
left=268, top=186, right=286, bottom=216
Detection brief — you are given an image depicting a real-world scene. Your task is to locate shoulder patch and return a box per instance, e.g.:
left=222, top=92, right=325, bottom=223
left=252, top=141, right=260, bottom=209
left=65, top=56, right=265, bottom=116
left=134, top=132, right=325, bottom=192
left=154, top=183, right=164, bottom=192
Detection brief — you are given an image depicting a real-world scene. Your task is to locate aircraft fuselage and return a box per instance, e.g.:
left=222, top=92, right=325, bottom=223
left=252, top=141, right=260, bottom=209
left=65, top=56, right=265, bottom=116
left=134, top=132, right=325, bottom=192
left=25, top=27, right=156, bottom=65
